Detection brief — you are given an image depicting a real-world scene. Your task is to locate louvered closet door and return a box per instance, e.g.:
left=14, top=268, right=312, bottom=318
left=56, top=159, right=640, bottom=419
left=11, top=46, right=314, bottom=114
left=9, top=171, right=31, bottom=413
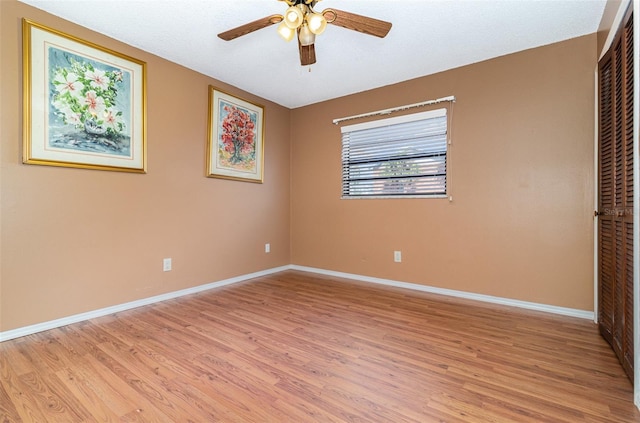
left=597, top=9, right=634, bottom=382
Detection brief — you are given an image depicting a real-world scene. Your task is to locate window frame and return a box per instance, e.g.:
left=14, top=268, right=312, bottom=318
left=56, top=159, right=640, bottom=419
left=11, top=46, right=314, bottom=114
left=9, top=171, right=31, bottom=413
left=340, top=108, right=449, bottom=200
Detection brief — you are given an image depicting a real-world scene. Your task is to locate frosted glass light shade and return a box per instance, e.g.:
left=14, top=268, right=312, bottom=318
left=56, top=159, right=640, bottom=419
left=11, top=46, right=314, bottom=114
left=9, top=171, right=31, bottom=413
left=284, top=6, right=304, bottom=29
left=298, top=24, right=316, bottom=46
left=277, top=22, right=296, bottom=41
left=306, top=13, right=327, bottom=35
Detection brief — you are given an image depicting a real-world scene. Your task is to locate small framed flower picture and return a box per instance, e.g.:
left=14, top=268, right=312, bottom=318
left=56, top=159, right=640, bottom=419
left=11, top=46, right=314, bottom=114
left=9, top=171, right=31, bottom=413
left=22, top=19, right=147, bottom=172
left=207, top=86, right=264, bottom=183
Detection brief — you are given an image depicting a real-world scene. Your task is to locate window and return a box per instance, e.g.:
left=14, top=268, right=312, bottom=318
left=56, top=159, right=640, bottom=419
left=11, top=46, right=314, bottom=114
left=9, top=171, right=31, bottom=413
left=341, top=108, right=448, bottom=198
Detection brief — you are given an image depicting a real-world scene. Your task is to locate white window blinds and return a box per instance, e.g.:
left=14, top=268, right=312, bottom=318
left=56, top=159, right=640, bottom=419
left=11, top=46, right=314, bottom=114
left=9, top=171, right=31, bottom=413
left=341, top=108, right=448, bottom=198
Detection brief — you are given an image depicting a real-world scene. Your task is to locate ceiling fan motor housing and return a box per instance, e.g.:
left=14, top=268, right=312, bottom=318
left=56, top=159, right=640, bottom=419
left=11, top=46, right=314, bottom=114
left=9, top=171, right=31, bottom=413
left=283, top=0, right=319, bottom=6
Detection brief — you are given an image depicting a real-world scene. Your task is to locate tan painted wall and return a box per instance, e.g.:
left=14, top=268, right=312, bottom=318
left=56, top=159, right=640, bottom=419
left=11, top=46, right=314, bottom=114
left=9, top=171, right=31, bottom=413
left=0, top=1, right=291, bottom=331
left=290, top=34, right=597, bottom=311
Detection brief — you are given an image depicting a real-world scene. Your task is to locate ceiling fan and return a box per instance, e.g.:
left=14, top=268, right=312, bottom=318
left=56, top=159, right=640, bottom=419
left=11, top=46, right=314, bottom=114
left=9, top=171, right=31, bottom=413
left=218, top=0, right=392, bottom=66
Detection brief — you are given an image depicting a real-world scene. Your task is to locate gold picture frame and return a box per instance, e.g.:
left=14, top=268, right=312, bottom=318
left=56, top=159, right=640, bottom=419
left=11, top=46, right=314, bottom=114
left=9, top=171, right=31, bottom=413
left=206, top=86, right=264, bottom=183
left=22, top=19, right=147, bottom=173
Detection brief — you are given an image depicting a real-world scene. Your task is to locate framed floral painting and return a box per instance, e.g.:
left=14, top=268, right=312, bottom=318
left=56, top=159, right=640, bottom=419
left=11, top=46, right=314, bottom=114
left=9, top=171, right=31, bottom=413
left=207, top=86, right=264, bottom=183
left=22, top=19, right=147, bottom=172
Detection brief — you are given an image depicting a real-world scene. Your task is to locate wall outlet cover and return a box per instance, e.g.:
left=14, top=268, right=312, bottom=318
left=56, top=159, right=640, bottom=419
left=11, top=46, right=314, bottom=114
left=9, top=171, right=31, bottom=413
left=163, top=258, right=172, bottom=271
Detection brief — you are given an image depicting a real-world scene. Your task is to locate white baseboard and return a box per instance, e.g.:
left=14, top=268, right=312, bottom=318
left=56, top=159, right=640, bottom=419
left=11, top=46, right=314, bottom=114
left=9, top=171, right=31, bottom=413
left=290, top=265, right=595, bottom=320
left=0, top=265, right=290, bottom=342
left=0, top=263, right=595, bottom=343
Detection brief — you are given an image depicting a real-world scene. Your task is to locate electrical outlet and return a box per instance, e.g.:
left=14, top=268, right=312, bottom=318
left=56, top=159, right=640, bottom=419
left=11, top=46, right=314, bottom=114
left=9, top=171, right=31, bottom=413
left=163, top=258, right=172, bottom=271
left=265, top=243, right=270, bottom=253
left=394, top=251, right=402, bottom=263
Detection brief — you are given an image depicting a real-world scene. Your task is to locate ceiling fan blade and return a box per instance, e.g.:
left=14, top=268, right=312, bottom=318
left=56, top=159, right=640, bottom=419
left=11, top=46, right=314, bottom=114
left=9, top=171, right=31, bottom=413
left=218, top=14, right=283, bottom=41
left=299, top=42, right=316, bottom=66
left=323, top=9, right=392, bottom=38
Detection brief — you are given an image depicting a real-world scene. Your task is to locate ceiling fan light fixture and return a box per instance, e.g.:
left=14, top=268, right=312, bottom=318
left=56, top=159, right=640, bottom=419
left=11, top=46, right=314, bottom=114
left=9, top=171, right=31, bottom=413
left=277, top=21, right=296, bottom=42
left=298, top=23, right=316, bottom=46
left=217, top=1, right=392, bottom=67
left=306, top=12, right=327, bottom=35
left=283, top=5, right=304, bottom=29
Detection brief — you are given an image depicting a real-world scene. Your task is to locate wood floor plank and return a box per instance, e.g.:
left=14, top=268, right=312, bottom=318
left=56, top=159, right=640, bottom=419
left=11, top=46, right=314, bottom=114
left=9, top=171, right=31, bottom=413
left=17, top=371, right=91, bottom=422
left=77, top=352, right=162, bottom=419
left=0, top=344, right=51, bottom=423
left=1, top=270, right=639, bottom=422
left=0, top=369, right=22, bottom=423
left=55, top=365, right=124, bottom=422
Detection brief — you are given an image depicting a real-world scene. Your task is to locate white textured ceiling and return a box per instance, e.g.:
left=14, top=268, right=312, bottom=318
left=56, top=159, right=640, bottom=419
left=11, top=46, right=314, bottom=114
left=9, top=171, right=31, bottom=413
left=19, top=0, right=606, bottom=108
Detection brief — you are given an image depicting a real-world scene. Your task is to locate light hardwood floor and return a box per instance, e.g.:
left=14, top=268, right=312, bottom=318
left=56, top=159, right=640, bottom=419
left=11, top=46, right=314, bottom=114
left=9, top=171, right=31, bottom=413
left=1, top=270, right=639, bottom=422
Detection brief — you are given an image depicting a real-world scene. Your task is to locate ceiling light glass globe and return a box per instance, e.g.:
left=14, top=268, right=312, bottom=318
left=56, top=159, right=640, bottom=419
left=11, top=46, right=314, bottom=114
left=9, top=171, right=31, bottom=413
left=277, top=22, right=295, bottom=42
left=284, top=6, right=304, bottom=29
left=298, top=24, right=316, bottom=46
left=306, top=13, right=327, bottom=35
